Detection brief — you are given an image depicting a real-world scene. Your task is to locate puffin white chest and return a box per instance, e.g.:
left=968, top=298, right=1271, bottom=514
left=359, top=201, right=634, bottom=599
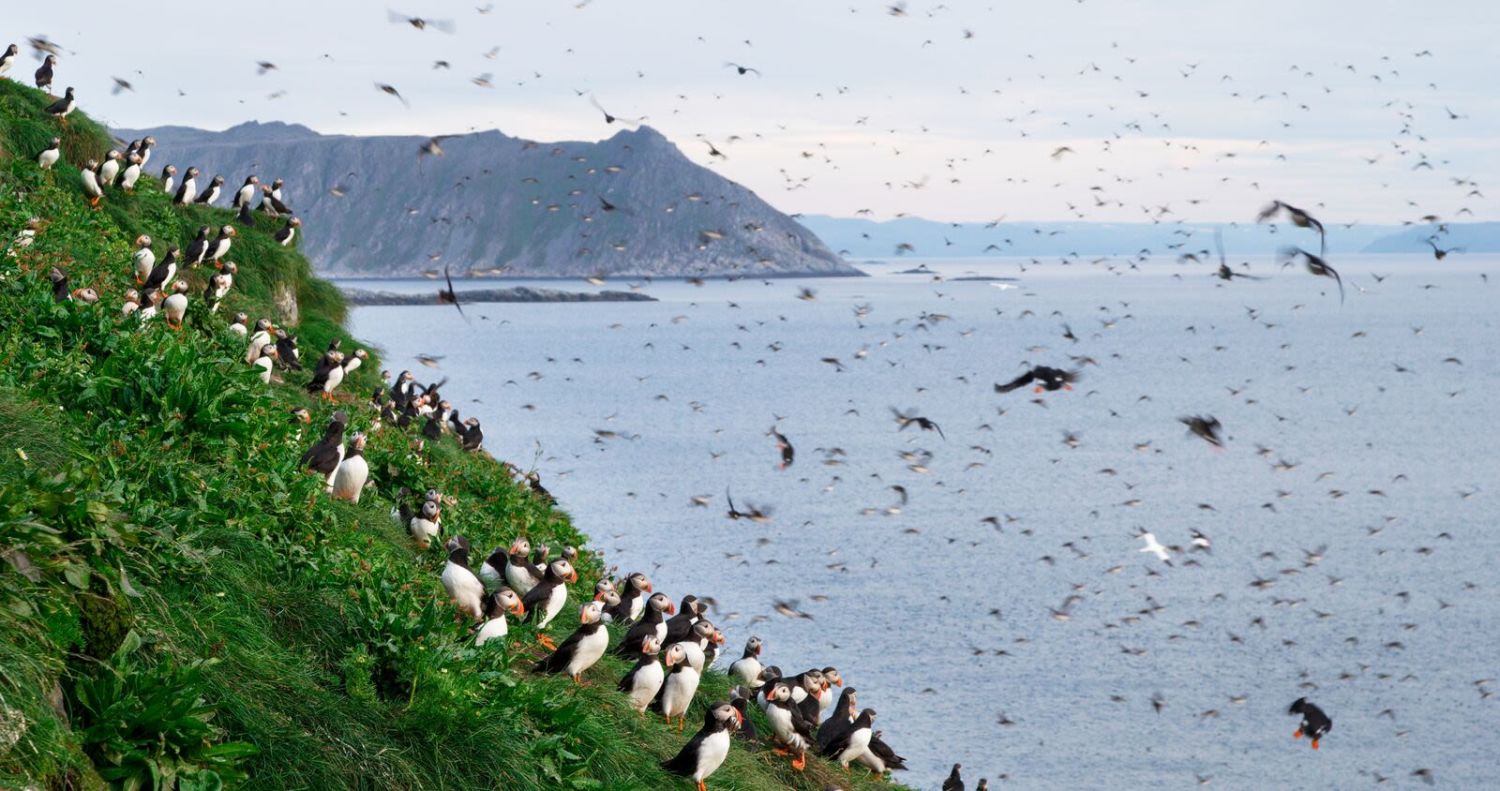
left=693, top=730, right=730, bottom=782
left=731, top=656, right=763, bottom=688
left=565, top=626, right=609, bottom=677
left=409, top=517, right=440, bottom=549
left=626, top=662, right=664, bottom=711
left=627, top=594, right=645, bottom=622
left=331, top=454, right=367, bottom=502
left=324, top=365, right=345, bottom=393
left=836, top=728, right=872, bottom=766
left=538, top=584, right=567, bottom=628
left=505, top=562, right=536, bottom=595
left=475, top=615, right=507, bottom=646
left=661, top=666, right=701, bottom=719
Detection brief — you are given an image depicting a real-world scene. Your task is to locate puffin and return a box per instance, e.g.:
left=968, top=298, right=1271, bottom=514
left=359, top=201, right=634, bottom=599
left=660, top=702, right=741, bottom=791
left=35, top=55, right=56, bottom=91
left=130, top=235, right=155, bottom=283
left=227, top=313, right=249, bottom=337
left=79, top=160, right=103, bottom=207
left=729, top=636, right=765, bottom=689
left=195, top=175, right=225, bottom=206
left=137, top=289, right=162, bottom=321
left=98, top=150, right=122, bottom=186
left=37, top=137, right=60, bottom=170
left=618, top=636, right=666, bottom=713
left=160, top=165, right=177, bottom=195
left=342, top=348, right=368, bottom=377
left=861, top=730, right=907, bottom=774
left=142, top=247, right=179, bottom=294
left=440, top=540, right=485, bottom=620
left=118, top=153, right=143, bottom=191
left=259, top=178, right=291, bottom=215
left=48, top=267, right=71, bottom=302
left=161, top=281, right=190, bottom=331
left=663, top=595, right=706, bottom=644
left=615, top=592, right=674, bottom=657
left=475, top=588, right=524, bottom=646
left=532, top=601, right=610, bottom=683
left=298, top=412, right=347, bottom=488
left=0, top=44, right=17, bottom=79
left=306, top=350, right=347, bottom=401
left=245, top=318, right=274, bottom=363
left=457, top=417, right=483, bottom=451
left=274, top=330, right=301, bottom=370
left=173, top=166, right=199, bottom=205
left=657, top=641, right=704, bottom=732
left=232, top=175, right=260, bottom=208
left=329, top=432, right=368, bottom=502
left=605, top=572, right=652, bottom=623
left=184, top=226, right=211, bottom=268
left=252, top=344, right=278, bottom=384
left=1289, top=698, right=1332, bottom=749
left=762, top=681, right=812, bottom=771
left=994, top=365, right=1079, bottom=394
left=137, top=136, right=155, bottom=168
left=816, top=666, right=844, bottom=718
left=816, top=686, right=858, bottom=754
left=120, top=289, right=141, bottom=318
left=823, top=708, right=876, bottom=768
left=408, top=499, right=442, bottom=549
left=728, top=690, right=760, bottom=742
left=207, top=225, right=236, bottom=263
left=670, top=621, right=722, bottom=672
left=204, top=262, right=236, bottom=312
left=498, top=537, right=544, bottom=595
left=521, top=558, right=578, bottom=649
left=786, top=669, right=827, bottom=726
left=942, top=763, right=965, bottom=791
left=44, top=87, right=75, bottom=123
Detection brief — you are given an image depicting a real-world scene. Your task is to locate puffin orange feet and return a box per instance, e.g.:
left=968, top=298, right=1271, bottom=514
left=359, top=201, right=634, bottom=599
left=1033, top=385, right=1043, bottom=394
left=1293, top=729, right=1302, bottom=739
left=791, top=753, right=806, bottom=771
left=696, top=782, right=706, bottom=791
left=1311, top=739, right=1320, bottom=750
left=537, top=635, right=556, bottom=650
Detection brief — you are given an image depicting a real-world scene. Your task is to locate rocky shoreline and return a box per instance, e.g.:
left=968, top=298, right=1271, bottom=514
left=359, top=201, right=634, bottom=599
left=341, top=286, right=659, bottom=305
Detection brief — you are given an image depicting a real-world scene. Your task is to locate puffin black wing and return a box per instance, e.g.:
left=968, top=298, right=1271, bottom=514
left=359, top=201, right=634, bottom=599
left=519, top=579, right=554, bottom=621
left=660, top=729, right=710, bottom=777
left=532, top=623, right=593, bottom=674
left=994, top=369, right=1037, bottom=393
left=869, top=732, right=906, bottom=770
left=299, top=441, right=341, bottom=475
left=615, top=614, right=658, bottom=656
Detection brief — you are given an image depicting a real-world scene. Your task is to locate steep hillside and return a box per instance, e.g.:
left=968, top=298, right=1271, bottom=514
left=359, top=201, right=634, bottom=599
left=0, top=79, right=905, bottom=791
left=117, top=121, right=857, bottom=279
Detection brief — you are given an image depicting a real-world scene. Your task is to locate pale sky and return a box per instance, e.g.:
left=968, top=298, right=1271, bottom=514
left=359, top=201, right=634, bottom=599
left=7, top=0, right=1493, bottom=224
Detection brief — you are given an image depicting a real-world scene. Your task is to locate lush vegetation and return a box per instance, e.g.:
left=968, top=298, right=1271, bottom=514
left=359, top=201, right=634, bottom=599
left=0, top=79, right=907, bottom=790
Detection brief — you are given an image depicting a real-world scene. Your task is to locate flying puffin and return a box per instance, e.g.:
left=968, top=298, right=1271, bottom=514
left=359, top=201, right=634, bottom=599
left=173, top=167, right=199, bottom=205
left=204, top=262, right=236, bottom=312
left=36, top=137, right=60, bottom=170
left=618, top=636, right=666, bottom=713
left=298, top=412, right=348, bottom=488
left=160, top=165, right=177, bottom=194
left=521, top=558, right=578, bottom=649
left=532, top=600, right=610, bottom=683
left=440, top=540, right=485, bottom=620
left=994, top=365, right=1079, bottom=394
left=195, top=174, right=225, bottom=206
left=35, top=55, right=57, bottom=91
left=98, top=150, right=122, bottom=186
left=660, top=702, right=741, bottom=791
left=207, top=225, right=236, bottom=263
left=0, top=44, right=17, bottom=79
left=475, top=588, right=524, bottom=646
left=233, top=175, right=260, bottom=208
left=329, top=433, right=368, bottom=502
left=408, top=499, right=442, bottom=549
left=657, top=641, right=704, bottom=732
left=605, top=572, right=652, bottom=623
left=78, top=160, right=103, bottom=207
left=162, top=281, right=190, bottom=330
left=616, top=592, right=674, bottom=657
left=762, top=681, right=812, bottom=771
left=118, top=152, right=143, bottom=191
left=729, top=637, right=764, bottom=688
left=129, top=235, right=155, bottom=283
left=142, top=246, right=179, bottom=293
left=1289, top=698, right=1332, bottom=749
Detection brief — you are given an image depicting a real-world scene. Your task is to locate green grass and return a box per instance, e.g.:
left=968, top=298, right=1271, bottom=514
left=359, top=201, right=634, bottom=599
left=0, top=79, right=909, bottom=791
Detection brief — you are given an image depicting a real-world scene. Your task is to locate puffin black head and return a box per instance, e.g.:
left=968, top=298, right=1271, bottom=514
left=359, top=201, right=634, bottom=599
left=628, top=571, right=652, bottom=593
left=419, top=500, right=440, bottom=521
left=548, top=559, right=578, bottom=584
left=691, top=619, right=717, bottom=643
left=647, top=592, right=673, bottom=615
left=638, top=635, right=661, bottom=656
left=744, top=636, right=762, bottom=657
left=822, top=667, right=843, bottom=687
left=446, top=541, right=470, bottom=567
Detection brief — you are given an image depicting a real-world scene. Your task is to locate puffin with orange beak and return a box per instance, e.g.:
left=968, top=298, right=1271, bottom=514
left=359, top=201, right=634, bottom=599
left=521, top=558, right=578, bottom=649
left=661, top=702, right=740, bottom=791
left=497, top=537, right=544, bottom=595
left=532, top=600, right=609, bottom=683
left=618, top=636, right=666, bottom=713
left=208, top=225, right=236, bottom=264
left=616, top=592, right=673, bottom=657
left=605, top=571, right=652, bottom=623
left=729, top=637, right=765, bottom=689
left=657, top=641, right=703, bottom=733
left=475, top=588, right=524, bottom=646
left=762, top=681, right=812, bottom=771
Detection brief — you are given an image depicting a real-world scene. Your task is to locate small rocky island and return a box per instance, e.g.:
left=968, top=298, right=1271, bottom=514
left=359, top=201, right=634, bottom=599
left=340, top=286, right=658, bottom=305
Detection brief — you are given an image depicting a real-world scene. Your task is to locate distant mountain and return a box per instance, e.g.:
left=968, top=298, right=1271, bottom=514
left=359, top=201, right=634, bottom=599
left=795, top=214, right=1488, bottom=259
left=1360, top=223, right=1500, bottom=254
left=114, top=122, right=856, bottom=278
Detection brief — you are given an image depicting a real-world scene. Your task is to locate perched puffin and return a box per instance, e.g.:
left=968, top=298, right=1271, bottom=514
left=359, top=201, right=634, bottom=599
left=137, top=136, right=155, bottom=168
left=658, top=641, right=703, bottom=732
left=118, top=153, right=143, bottom=191
left=207, top=225, right=235, bottom=263
left=142, top=247, right=179, bottom=293
left=408, top=499, right=442, bottom=549
left=816, top=686, right=858, bottom=754
left=942, top=763, right=965, bottom=791
left=816, top=666, right=844, bottom=718
left=475, top=588, right=524, bottom=646
left=98, top=150, right=122, bottom=186
left=500, top=537, right=545, bottom=595
left=663, top=595, right=706, bottom=644
left=532, top=600, right=610, bottom=682
left=204, top=262, right=236, bottom=312
left=233, top=175, right=260, bottom=208
left=0, top=44, right=17, bottom=79
left=616, top=592, right=674, bottom=657
left=35, top=55, right=56, bottom=91
left=994, top=365, right=1079, bottom=394
left=227, top=312, right=248, bottom=336
left=440, top=540, right=485, bottom=620
left=457, top=417, right=483, bottom=451
left=861, top=730, right=907, bottom=774
left=342, top=348, right=368, bottom=377
left=660, top=702, right=740, bottom=791
left=252, top=344, right=278, bottom=384
left=605, top=572, right=652, bottom=623
left=306, top=350, right=347, bottom=401
left=329, top=433, right=368, bottom=502
left=162, top=281, right=189, bottom=331
left=618, top=636, right=666, bottom=713
left=37, top=137, right=60, bottom=170
left=762, top=681, right=812, bottom=771
left=184, top=226, right=211, bottom=268
left=173, top=166, right=199, bottom=205
left=120, top=289, right=141, bottom=317
left=1289, top=698, right=1332, bottom=749
left=48, top=267, right=71, bottom=302
left=521, top=558, right=578, bottom=648
left=44, top=87, right=75, bottom=122
left=195, top=174, right=225, bottom=206
left=79, top=160, right=103, bottom=207
left=786, top=669, right=827, bottom=727
left=824, top=708, right=875, bottom=768
left=245, top=318, right=274, bottom=363
left=259, top=178, right=290, bottom=215
left=298, top=412, right=348, bottom=488
left=274, top=331, right=301, bottom=370
left=130, top=235, right=155, bottom=283
left=728, top=690, right=759, bottom=742
left=729, top=636, right=764, bottom=689
left=160, top=165, right=177, bottom=195
left=137, top=289, right=162, bottom=321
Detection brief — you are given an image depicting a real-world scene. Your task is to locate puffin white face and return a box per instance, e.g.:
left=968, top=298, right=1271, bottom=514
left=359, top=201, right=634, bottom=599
left=824, top=668, right=843, bottom=687
left=648, top=592, right=673, bottom=614
left=551, top=559, right=577, bottom=583
left=664, top=643, right=687, bottom=667
left=597, top=590, right=620, bottom=610
left=579, top=600, right=604, bottom=625
left=692, top=620, right=716, bottom=642
left=804, top=672, right=824, bottom=694
left=420, top=500, right=439, bottom=520
left=770, top=683, right=792, bottom=702
left=747, top=636, right=762, bottom=655
left=640, top=636, right=661, bottom=655
left=136, top=234, right=151, bottom=247
left=594, top=578, right=616, bottom=599
left=712, top=703, right=742, bottom=730
left=496, top=588, right=524, bottom=617
left=509, top=537, right=530, bottom=557
left=631, top=572, right=652, bottom=593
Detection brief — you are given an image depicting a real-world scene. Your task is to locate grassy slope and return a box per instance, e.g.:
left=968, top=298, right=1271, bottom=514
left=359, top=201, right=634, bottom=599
left=0, top=79, right=909, bottom=791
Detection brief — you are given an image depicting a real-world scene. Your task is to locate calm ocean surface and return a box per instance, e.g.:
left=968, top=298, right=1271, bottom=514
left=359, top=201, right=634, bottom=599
left=345, top=255, right=1499, bottom=789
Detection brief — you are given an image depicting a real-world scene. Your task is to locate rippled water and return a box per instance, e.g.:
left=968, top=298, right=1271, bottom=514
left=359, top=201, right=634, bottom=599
left=345, top=255, right=1500, bottom=789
